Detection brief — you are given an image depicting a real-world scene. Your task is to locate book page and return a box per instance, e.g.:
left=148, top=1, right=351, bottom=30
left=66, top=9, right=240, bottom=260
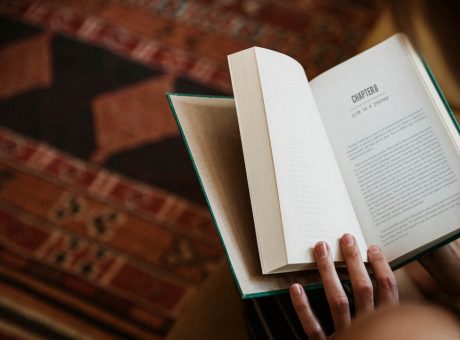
left=169, top=94, right=344, bottom=297
left=310, top=35, right=460, bottom=262
left=253, top=49, right=367, bottom=264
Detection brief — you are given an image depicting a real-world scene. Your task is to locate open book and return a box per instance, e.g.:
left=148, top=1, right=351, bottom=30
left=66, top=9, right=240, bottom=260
left=168, top=34, right=460, bottom=297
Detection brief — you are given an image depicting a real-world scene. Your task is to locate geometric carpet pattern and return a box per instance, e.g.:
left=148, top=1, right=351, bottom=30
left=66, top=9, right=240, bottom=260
left=0, top=128, right=220, bottom=339
left=0, top=0, right=383, bottom=338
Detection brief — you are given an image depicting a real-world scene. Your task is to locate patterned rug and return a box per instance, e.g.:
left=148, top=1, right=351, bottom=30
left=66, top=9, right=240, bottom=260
left=0, top=0, right=383, bottom=338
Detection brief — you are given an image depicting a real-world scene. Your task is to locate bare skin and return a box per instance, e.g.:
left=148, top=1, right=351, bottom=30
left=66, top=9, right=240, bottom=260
left=289, top=234, right=398, bottom=339
left=335, top=304, right=460, bottom=340
left=290, top=235, right=460, bottom=339
left=418, top=239, right=460, bottom=306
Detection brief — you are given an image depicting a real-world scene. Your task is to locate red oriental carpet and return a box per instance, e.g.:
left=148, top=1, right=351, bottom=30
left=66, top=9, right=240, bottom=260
left=0, top=0, right=382, bottom=338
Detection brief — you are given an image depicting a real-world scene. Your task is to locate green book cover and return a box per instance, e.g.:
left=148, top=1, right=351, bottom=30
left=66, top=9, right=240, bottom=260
left=167, top=93, right=328, bottom=299
left=166, top=55, right=460, bottom=298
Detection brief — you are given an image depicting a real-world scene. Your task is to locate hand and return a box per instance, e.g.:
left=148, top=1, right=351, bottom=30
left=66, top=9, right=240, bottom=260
left=289, top=234, right=399, bottom=339
left=418, top=239, right=460, bottom=304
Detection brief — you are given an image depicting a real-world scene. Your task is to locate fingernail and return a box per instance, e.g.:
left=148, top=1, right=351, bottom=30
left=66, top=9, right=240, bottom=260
left=290, top=284, right=302, bottom=297
left=368, top=245, right=380, bottom=254
left=342, top=234, right=354, bottom=246
left=314, top=242, right=328, bottom=258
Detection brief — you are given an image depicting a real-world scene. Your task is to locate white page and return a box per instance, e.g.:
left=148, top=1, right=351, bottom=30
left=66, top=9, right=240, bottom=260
left=310, top=35, right=460, bottom=261
left=169, top=95, right=329, bottom=296
left=254, top=48, right=367, bottom=263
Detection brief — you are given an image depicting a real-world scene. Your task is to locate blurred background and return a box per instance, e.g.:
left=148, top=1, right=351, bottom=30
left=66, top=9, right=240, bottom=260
left=0, top=0, right=458, bottom=339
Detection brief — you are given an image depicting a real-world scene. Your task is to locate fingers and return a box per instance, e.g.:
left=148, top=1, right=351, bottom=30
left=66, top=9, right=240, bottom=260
left=314, top=242, right=351, bottom=332
left=289, top=284, right=327, bottom=340
left=292, top=238, right=398, bottom=338
left=419, top=241, right=460, bottom=299
left=340, top=234, right=374, bottom=316
left=368, top=245, right=399, bottom=305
